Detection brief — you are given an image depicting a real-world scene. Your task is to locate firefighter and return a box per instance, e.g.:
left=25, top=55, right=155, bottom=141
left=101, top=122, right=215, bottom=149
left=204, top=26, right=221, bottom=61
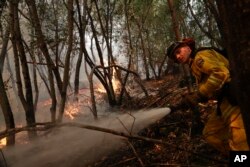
left=166, top=38, right=249, bottom=155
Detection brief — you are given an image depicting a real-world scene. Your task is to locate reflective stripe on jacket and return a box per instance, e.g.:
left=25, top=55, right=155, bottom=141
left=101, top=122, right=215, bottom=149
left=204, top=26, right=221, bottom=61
left=190, top=49, right=230, bottom=98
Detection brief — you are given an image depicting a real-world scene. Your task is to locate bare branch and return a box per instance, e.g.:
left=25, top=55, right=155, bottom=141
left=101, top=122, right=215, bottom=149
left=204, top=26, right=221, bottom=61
left=26, top=61, right=64, bottom=68
left=127, top=140, right=145, bottom=167
left=0, top=122, right=227, bottom=164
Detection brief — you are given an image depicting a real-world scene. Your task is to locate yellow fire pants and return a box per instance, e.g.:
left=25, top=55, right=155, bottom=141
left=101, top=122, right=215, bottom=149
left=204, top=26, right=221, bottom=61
left=202, top=98, right=249, bottom=155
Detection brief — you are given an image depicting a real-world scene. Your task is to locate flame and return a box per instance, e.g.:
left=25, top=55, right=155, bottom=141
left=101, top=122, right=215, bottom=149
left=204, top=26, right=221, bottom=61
left=96, top=85, right=106, bottom=93
left=64, top=103, right=81, bottom=120
left=0, top=137, right=6, bottom=148
left=111, top=68, right=121, bottom=92
left=96, top=68, right=120, bottom=93
left=112, top=74, right=120, bottom=92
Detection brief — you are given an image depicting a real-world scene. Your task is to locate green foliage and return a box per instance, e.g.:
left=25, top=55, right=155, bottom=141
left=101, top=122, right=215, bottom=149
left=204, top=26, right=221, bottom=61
left=2, top=0, right=222, bottom=80
left=36, top=0, right=68, bottom=42
left=116, top=0, right=174, bottom=66
left=180, top=0, right=221, bottom=47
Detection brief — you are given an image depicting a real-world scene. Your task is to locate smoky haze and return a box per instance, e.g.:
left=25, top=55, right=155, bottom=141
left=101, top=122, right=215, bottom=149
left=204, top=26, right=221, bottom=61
left=2, top=108, right=170, bottom=167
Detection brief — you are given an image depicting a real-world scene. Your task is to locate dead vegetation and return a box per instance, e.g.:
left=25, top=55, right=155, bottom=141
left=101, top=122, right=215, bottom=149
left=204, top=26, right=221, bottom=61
left=91, top=75, right=229, bottom=167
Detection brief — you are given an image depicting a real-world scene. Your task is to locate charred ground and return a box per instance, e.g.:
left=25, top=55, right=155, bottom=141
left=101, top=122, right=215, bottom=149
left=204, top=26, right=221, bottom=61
left=90, top=75, right=228, bottom=167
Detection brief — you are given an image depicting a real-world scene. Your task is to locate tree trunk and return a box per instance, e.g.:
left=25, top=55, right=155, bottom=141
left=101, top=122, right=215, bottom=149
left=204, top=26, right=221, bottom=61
left=9, top=0, right=37, bottom=139
left=138, top=24, right=150, bottom=80
left=0, top=25, right=10, bottom=72
left=167, top=0, right=180, bottom=40
left=77, top=2, right=112, bottom=109
left=215, top=0, right=250, bottom=146
left=0, top=71, right=15, bottom=146
left=74, top=0, right=85, bottom=101
left=167, top=0, right=193, bottom=93
left=146, top=33, right=157, bottom=79
left=57, top=0, right=74, bottom=122
left=25, top=0, right=59, bottom=122
left=25, top=0, right=62, bottom=91
left=85, top=3, right=117, bottom=106
left=118, top=0, right=134, bottom=104
left=27, top=30, right=39, bottom=112
left=135, top=15, right=150, bottom=80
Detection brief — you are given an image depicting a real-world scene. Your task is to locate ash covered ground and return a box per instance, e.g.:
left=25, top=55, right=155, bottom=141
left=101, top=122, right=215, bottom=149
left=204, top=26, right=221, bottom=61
left=91, top=75, right=228, bottom=167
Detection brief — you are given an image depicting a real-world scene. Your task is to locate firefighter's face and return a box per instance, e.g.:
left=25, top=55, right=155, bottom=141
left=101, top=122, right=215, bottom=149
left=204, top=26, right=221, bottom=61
left=174, top=46, right=191, bottom=64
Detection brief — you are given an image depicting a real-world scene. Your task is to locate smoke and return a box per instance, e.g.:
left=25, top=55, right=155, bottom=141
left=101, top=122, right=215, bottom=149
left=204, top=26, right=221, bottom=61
left=2, top=107, right=170, bottom=167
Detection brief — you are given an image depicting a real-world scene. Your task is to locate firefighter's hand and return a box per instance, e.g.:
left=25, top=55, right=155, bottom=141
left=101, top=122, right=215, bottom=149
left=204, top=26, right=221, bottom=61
left=183, top=92, right=207, bottom=108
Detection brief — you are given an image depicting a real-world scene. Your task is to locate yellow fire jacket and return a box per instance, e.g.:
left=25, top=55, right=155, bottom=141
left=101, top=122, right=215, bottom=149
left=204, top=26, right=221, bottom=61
left=190, top=49, right=230, bottom=98
left=190, top=49, right=249, bottom=152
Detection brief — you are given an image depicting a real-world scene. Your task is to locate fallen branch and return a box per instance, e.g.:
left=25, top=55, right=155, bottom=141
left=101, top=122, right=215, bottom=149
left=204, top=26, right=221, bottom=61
left=0, top=122, right=227, bottom=164
left=0, top=122, right=163, bottom=144
left=127, top=140, right=145, bottom=167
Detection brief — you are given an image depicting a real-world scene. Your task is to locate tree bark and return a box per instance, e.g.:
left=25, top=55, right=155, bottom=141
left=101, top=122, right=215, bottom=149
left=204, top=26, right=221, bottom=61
left=25, top=0, right=59, bottom=122
left=215, top=0, right=250, bottom=146
left=0, top=71, right=15, bottom=146
left=74, top=0, right=86, bottom=101
left=0, top=25, right=10, bottom=72
left=116, top=0, right=135, bottom=105
left=167, top=0, right=180, bottom=41
left=57, top=0, right=74, bottom=122
left=9, top=0, right=37, bottom=139
left=85, top=3, right=117, bottom=106
left=25, top=0, right=62, bottom=91
left=167, top=0, right=193, bottom=93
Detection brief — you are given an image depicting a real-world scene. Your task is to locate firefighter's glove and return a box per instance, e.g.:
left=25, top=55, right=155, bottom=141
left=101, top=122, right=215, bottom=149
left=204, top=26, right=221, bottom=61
left=184, top=92, right=207, bottom=108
